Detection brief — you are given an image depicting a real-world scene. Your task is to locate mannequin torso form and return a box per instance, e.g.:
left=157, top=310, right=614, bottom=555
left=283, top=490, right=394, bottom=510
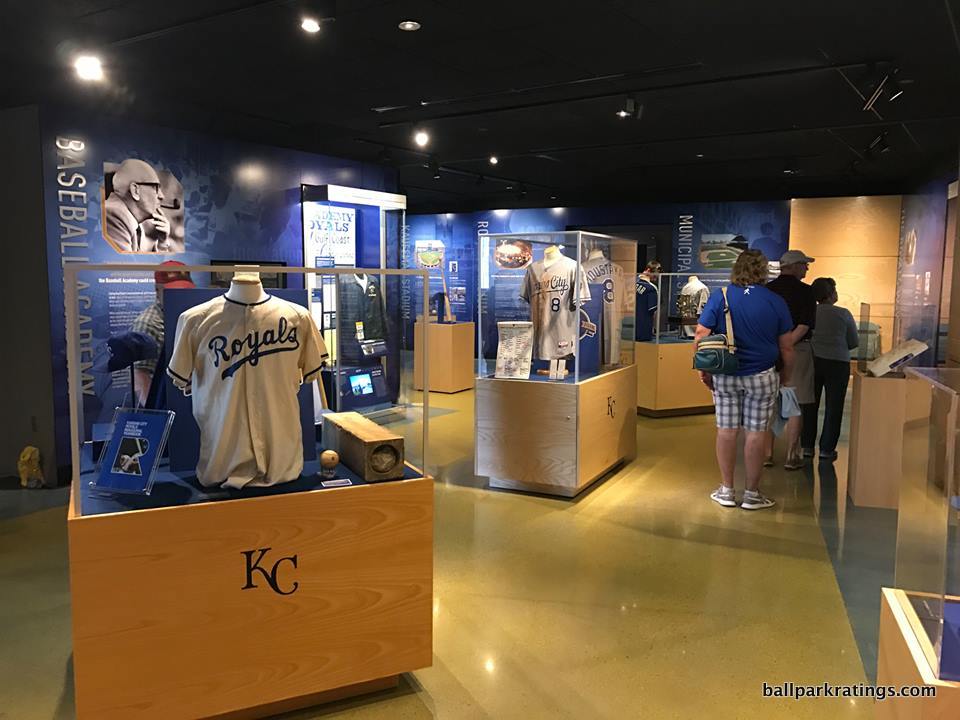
left=355, top=273, right=369, bottom=292
left=543, top=245, right=563, bottom=269
left=226, top=271, right=268, bottom=304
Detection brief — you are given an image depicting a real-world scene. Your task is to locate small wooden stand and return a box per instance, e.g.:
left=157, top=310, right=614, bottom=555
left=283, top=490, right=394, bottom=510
left=635, top=340, right=714, bottom=416
left=848, top=370, right=906, bottom=509
left=413, top=321, right=475, bottom=393
left=877, top=588, right=960, bottom=719
left=67, top=475, right=433, bottom=720
left=475, top=365, right=637, bottom=497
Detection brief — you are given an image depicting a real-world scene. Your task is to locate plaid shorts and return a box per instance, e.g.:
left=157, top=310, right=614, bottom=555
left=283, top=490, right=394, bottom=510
left=713, top=368, right=780, bottom=432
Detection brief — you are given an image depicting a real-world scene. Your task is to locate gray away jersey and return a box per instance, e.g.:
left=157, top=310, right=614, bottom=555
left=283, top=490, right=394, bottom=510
left=167, top=295, right=328, bottom=489
left=581, top=256, right=629, bottom=365
left=520, top=255, right=591, bottom=360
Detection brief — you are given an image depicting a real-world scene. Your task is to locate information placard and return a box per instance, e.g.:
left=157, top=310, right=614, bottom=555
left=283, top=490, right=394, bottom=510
left=495, top=321, right=534, bottom=379
left=93, top=408, right=175, bottom=495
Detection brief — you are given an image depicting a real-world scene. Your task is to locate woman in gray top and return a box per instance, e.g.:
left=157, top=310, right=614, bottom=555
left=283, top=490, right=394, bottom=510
left=801, top=277, right=859, bottom=460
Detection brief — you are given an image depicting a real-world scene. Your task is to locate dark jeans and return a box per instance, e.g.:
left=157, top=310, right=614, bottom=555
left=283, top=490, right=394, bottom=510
left=801, top=357, right=851, bottom=453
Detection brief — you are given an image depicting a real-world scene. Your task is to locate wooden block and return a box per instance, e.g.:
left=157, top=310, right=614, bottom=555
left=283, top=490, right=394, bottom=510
left=68, top=477, right=433, bottom=720
left=876, top=588, right=960, bottom=720
left=323, top=412, right=405, bottom=481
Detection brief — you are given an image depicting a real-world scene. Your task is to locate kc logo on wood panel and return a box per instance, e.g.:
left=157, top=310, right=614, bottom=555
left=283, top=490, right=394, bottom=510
left=241, top=548, right=299, bottom=595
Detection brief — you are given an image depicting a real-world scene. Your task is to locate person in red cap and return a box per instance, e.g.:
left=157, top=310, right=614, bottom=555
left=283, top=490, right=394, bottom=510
left=131, top=261, right=195, bottom=405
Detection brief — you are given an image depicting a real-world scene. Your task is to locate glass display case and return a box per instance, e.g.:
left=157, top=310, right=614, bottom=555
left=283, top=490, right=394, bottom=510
left=62, top=262, right=435, bottom=720
left=478, top=230, right=637, bottom=382
left=64, top=263, right=430, bottom=510
left=633, top=271, right=727, bottom=416
left=475, top=231, right=638, bottom=497
left=895, top=367, right=960, bottom=681
left=636, top=271, right=730, bottom=344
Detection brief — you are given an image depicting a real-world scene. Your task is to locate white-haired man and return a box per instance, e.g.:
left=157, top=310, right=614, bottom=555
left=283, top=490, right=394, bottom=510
left=103, top=158, right=171, bottom=252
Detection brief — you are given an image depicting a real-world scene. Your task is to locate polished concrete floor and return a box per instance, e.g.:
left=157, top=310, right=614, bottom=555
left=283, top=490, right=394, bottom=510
left=0, top=391, right=884, bottom=719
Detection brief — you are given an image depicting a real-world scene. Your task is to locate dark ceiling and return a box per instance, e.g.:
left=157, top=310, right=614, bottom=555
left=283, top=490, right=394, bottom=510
left=4, top=0, right=960, bottom=212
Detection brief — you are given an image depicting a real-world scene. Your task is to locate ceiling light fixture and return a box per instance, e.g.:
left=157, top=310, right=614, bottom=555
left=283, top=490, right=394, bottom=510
left=616, top=96, right=643, bottom=120
left=74, top=55, right=104, bottom=82
left=414, top=130, right=430, bottom=147
left=429, top=158, right=441, bottom=180
left=399, top=20, right=421, bottom=31
left=696, top=153, right=704, bottom=159
left=301, top=17, right=321, bottom=33
left=782, top=159, right=799, bottom=176
left=489, top=155, right=498, bottom=165
left=887, top=67, right=905, bottom=102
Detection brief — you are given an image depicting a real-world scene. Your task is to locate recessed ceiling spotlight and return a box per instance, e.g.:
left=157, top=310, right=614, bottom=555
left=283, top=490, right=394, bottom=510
left=696, top=153, right=704, bottom=159
left=414, top=130, right=430, bottom=147
left=616, top=96, right=643, bottom=120
left=301, top=17, right=321, bottom=33
left=489, top=155, right=498, bottom=165
left=74, top=55, right=104, bottom=82
left=616, top=110, right=630, bottom=118
left=399, top=20, right=421, bottom=31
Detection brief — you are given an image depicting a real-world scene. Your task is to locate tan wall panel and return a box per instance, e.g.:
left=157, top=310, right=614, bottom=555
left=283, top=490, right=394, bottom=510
left=808, top=255, right=899, bottom=311
left=789, top=196, right=902, bottom=257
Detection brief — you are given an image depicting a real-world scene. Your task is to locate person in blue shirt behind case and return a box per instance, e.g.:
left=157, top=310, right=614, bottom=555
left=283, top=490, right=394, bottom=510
left=635, top=260, right=661, bottom=341
left=695, top=249, right=795, bottom=511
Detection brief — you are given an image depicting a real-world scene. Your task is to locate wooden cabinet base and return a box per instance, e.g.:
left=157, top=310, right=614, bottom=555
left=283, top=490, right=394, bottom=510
left=877, top=588, right=960, bottom=719
left=67, top=477, right=433, bottom=720
left=476, top=365, right=637, bottom=498
left=635, top=341, right=714, bottom=415
left=207, top=676, right=398, bottom=720
left=414, top=321, right=475, bottom=393
left=848, top=371, right=905, bottom=509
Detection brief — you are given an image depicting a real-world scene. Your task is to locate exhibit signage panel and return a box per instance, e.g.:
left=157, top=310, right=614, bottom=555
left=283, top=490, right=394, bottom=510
left=40, top=109, right=394, bottom=465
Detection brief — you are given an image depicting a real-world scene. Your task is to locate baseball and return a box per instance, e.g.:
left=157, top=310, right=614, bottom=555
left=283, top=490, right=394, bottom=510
left=320, top=450, right=339, bottom=469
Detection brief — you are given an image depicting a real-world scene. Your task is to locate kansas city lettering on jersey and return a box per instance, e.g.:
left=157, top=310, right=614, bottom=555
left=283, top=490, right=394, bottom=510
left=209, top=316, right=300, bottom=379
left=534, top=275, right=571, bottom=293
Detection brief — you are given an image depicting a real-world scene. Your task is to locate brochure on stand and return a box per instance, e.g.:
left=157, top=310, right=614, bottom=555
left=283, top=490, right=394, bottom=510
left=93, top=408, right=175, bottom=495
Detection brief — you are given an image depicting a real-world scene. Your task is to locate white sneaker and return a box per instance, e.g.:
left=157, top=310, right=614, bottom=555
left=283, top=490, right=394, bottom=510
left=741, top=491, right=776, bottom=511
left=710, top=486, right=737, bottom=507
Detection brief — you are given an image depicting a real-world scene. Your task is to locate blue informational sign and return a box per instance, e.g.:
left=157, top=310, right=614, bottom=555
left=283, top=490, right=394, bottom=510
left=93, top=408, right=175, bottom=494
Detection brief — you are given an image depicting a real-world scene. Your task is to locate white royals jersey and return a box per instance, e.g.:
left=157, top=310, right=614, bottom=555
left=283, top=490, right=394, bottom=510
left=167, top=295, right=328, bottom=489
left=581, top=256, right=630, bottom=365
left=520, top=255, right=591, bottom=360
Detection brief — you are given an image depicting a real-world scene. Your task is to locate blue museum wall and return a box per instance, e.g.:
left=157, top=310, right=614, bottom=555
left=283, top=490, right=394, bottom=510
left=405, top=201, right=791, bottom=329
left=42, top=107, right=395, bottom=465
left=895, top=180, right=950, bottom=363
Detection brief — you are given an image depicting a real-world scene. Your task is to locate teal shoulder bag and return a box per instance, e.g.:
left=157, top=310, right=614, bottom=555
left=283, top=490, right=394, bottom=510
left=693, top=286, right=740, bottom=375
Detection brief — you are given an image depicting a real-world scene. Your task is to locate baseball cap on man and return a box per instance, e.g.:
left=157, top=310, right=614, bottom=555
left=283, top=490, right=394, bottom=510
left=780, top=250, right=815, bottom=265
left=155, top=260, right=195, bottom=289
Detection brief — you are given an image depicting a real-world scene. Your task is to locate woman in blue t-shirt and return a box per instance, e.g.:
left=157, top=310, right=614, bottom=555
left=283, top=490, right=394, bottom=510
left=694, top=250, right=795, bottom=511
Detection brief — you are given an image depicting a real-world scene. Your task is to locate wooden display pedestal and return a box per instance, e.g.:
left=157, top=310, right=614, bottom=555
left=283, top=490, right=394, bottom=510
left=848, top=370, right=906, bottom=509
left=475, top=365, right=637, bottom=497
left=414, top=321, right=475, bottom=393
left=67, top=476, right=433, bottom=720
left=635, top=340, right=714, bottom=416
left=877, top=588, right=960, bottom=719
